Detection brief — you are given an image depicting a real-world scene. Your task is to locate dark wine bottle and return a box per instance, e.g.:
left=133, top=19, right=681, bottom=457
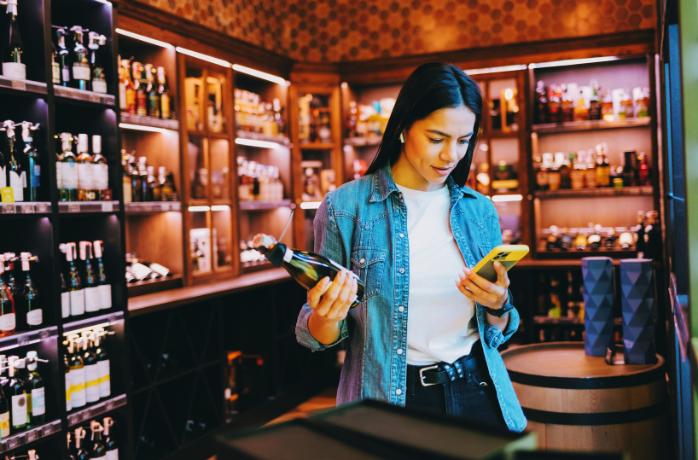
left=89, top=420, right=107, bottom=459
left=70, top=26, right=90, bottom=91
left=25, top=350, right=45, bottom=425
left=2, top=0, right=26, bottom=80
left=253, top=234, right=364, bottom=308
left=54, top=26, right=71, bottom=87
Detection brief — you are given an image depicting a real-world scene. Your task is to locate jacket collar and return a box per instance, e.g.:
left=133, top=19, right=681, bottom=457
left=369, top=164, right=478, bottom=203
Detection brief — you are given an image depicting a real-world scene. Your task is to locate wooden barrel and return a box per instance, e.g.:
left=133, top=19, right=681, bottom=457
left=502, top=342, right=666, bottom=460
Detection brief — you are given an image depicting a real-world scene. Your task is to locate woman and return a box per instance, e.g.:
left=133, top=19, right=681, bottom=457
left=295, top=62, right=526, bottom=432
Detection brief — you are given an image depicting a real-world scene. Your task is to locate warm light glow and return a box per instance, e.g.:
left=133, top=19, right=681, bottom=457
left=504, top=88, right=515, bottom=101
left=119, top=123, right=172, bottom=134
left=529, top=56, right=621, bottom=69
left=341, top=82, right=349, bottom=88
left=188, top=205, right=210, bottom=212
left=176, top=47, right=231, bottom=68
left=492, top=194, right=524, bottom=203
left=211, top=205, right=230, bottom=212
left=235, top=137, right=284, bottom=149
left=116, top=28, right=174, bottom=49
left=63, top=321, right=114, bottom=336
left=300, top=201, right=322, bottom=210
left=465, top=64, right=527, bottom=75
left=232, top=64, right=289, bottom=86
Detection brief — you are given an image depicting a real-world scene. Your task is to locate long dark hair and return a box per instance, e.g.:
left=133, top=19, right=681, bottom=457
left=366, top=63, right=482, bottom=185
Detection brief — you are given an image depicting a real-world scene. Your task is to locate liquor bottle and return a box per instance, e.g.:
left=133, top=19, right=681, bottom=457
left=589, top=80, right=602, bottom=120
left=54, top=26, right=71, bottom=87
left=0, top=125, right=8, bottom=195
left=20, top=122, right=40, bottom=202
left=253, top=234, right=364, bottom=307
left=635, top=210, right=647, bottom=257
left=132, top=61, right=147, bottom=117
left=145, top=64, right=160, bottom=118
left=74, top=427, right=90, bottom=460
left=63, top=341, right=71, bottom=412
left=0, top=255, right=16, bottom=338
left=0, top=369, right=8, bottom=439
left=61, top=242, right=85, bottom=317
left=93, top=241, right=111, bottom=311
left=128, top=154, right=142, bottom=202
left=60, top=271, right=70, bottom=319
left=122, top=58, right=136, bottom=115
left=20, top=252, right=42, bottom=328
left=89, top=420, right=108, bottom=460
left=76, top=134, right=94, bottom=201
left=644, top=210, right=661, bottom=260
left=535, top=81, right=547, bottom=124
left=67, top=432, right=77, bottom=460
left=59, top=133, right=78, bottom=201
left=92, top=135, right=111, bottom=201
left=68, top=336, right=86, bottom=409
left=25, top=351, right=45, bottom=425
left=157, top=166, right=172, bottom=201
left=147, top=166, right=158, bottom=201
left=2, top=0, right=26, bottom=80
left=94, top=331, right=110, bottom=398
left=622, top=150, right=638, bottom=187
left=79, top=241, right=100, bottom=313
left=82, top=336, right=100, bottom=404
left=637, top=152, right=650, bottom=186
left=87, top=31, right=107, bottom=94
left=70, top=26, right=91, bottom=91
left=8, top=356, right=29, bottom=431
left=103, top=417, right=118, bottom=460
left=138, top=157, right=150, bottom=201
left=4, top=120, right=25, bottom=202
left=157, top=66, right=171, bottom=120
left=120, top=150, right=131, bottom=203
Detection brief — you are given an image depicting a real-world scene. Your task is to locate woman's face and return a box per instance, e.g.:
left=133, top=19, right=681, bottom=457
left=397, top=105, right=476, bottom=191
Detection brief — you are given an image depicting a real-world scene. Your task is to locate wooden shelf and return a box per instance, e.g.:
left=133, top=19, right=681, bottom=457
left=236, top=130, right=290, bottom=147
left=0, top=419, right=62, bottom=452
left=241, top=260, right=273, bottom=272
left=534, top=186, right=654, bottom=200
left=59, top=201, right=119, bottom=214
left=299, top=142, right=335, bottom=150
left=487, top=130, right=519, bottom=139
left=126, top=201, right=181, bottom=214
left=0, top=325, right=58, bottom=351
left=0, top=76, right=47, bottom=96
left=120, top=113, right=179, bottom=131
left=54, top=86, right=115, bottom=106
left=531, top=117, right=651, bottom=134
left=0, top=202, right=51, bottom=215
left=239, top=199, right=294, bottom=211
left=188, top=130, right=229, bottom=140
left=63, top=311, right=125, bottom=334
left=127, top=275, right=184, bottom=297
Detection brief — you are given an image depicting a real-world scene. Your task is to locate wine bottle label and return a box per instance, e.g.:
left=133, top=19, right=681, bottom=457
left=2, top=62, right=26, bottom=80
left=98, top=359, right=111, bottom=398
left=0, top=166, right=5, bottom=188
left=85, top=363, right=100, bottom=403
left=1, top=187, right=14, bottom=203
left=95, top=164, right=109, bottom=191
left=161, top=95, right=171, bottom=119
left=0, top=411, right=9, bottom=438
left=70, top=289, right=86, bottom=316
left=72, top=63, right=90, bottom=81
left=9, top=170, right=24, bottom=201
left=11, top=394, right=28, bottom=428
left=98, top=284, right=112, bottom=310
left=65, top=372, right=72, bottom=411
left=30, top=387, right=46, bottom=416
left=85, top=286, right=101, bottom=312
left=92, top=78, right=107, bottom=94
left=26, top=308, right=43, bottom=326
left=119, top=84, right=126, bottom=109
left=283, top=247, right=293, bottom=263
left=106, top=448, right=119, bottom=460
left=61, top=291, right=71, bottom=318
left=62, top=67, right=70, bottom=84
left=63, top=163, right=78, bottom=189
left=52, top=61, right=61, bottom=84
left=77, top=163, right=94, bottom=191
left=71, top=368, right=86, bottom=408
left=0, top=313, right=16, bottom=332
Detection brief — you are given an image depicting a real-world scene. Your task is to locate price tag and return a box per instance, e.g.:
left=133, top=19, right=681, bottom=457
left=101, top=202, right=114, bottom=212
left=19, top=203, right=34, bottom=214
left=1, top=203, right=16, bottom=214
left=6, top=436, right=19, bottom=450
left=86, top=92, right=100, bottom=103
left=68, top=203, right=80, bottom=213
left=26, top=428, right=38, bottom=443
left=10, top=79, right=26, bottom=91
left=35, top=203, right=49, bottom=213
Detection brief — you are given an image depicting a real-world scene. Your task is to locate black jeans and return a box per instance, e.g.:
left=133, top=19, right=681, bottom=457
left=405, top=341, right=508, bottom=430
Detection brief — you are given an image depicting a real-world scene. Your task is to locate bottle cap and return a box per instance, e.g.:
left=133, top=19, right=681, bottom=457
left=92, top=135, right=102, bottom=154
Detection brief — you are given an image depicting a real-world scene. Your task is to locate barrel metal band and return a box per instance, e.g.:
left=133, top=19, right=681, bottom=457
left=523, top=401, right=665, bottom=426
left=508, top=365, right=664, bottom=389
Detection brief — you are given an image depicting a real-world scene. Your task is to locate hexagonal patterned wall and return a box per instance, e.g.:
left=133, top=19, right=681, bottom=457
left=132, top=0, right=656, bottom=62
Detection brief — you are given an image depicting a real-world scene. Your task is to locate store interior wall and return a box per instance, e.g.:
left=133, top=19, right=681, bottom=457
left=129, top=0, right=656, bottom=62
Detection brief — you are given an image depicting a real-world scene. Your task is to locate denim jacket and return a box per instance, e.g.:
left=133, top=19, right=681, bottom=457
left=295, top=165, right=527, bottom=432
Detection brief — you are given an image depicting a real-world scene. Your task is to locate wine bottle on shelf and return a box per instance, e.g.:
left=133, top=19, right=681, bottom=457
left=67, top=431, right=76, bottom=460
left=4, top=120, right=25, bottom=202
left=121, top=58, right=136, bottom=114
left=63, top=341, right=71, bottom=412
left=132, top=61, right=146, bottom=117
left=146, top=166, right=158, bottom=201
left=70, top=26, right=91, bottom=91
left=0, top=125, right=8, bottom=194
left=0, top=357, right=9, bottom=439
left=61, top=242, right=85, bottom=317
left=145, top=64, right=160, bottom=118
left=82, top=336, right=100, bottom=404
left=157, top=66, right=171, bottom=120
left=8, top=355, right=29, bottom=432
left=120, top=150, right=131, bottom=204
left=93, top=240, right=111, bottom=311
left=58, top=132, right=78, bottom=202
left=89, top=420, right=108, bottom=460
left=92, top=135, right=111, bottom=201
left=79, top=241, right=100, bottom=313
left=68, top=336, right=86, bottom=410
left=74, top=427, right=90, bottom=460
left=54, top=26, right=71, bottom=87
left=94, top=331, right=110, bottom=398
left=76, top=134, right=94, bottom=202
left=103, top=416, right=118, bottom=460
left=138, top=157, right=150, bottom=201
left=20, top=252, right=42, bottom=328
left=60, top=271, right=70, bottom=319
left=20, top=122, right=40, bottom=202
left=25, top=351, right=45, bottom=425
left=253, top=234, right=364, bottom=308
left=0, top=255, right=16, bottom=338
left=128, top=154, right=141, bottom=202
left=2, top=0, right=26, bottom=80
left=87, top=31, right=107, bottom=94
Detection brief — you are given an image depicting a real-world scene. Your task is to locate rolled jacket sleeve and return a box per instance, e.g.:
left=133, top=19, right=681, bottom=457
left=295, top=193, right=351, bottom=352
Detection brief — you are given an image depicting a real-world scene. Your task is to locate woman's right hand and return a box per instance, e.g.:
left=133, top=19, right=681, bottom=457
left=307, top=269, right=358, bottom=323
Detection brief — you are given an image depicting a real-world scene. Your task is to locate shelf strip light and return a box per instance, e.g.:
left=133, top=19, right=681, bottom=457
left=529, top=56, right=621, bottom=70
left=188, top=205, right=210, bottom=212
left=464, top=64, right=528, bottom=76
left=211, top=205, right=230, bottom=211
left=235, top=137, right=283, bottom=149
left=116, top=28, right=174, bottom=49
left=300, top=201, right=322, bottom=210
left=232, top=64, right=289, bottom=86
left=119, top=123, right=172, bottom=134
left=176, top=47, right=231, bottom=68
left=492, top=194, right=524, bottom=203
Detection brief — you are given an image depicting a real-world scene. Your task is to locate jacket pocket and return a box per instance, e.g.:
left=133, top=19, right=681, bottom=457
left=350, top=247, right=387, bottom=301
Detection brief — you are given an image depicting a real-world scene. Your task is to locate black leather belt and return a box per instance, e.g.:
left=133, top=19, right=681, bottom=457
left=409, top=351, right=485, bottom=388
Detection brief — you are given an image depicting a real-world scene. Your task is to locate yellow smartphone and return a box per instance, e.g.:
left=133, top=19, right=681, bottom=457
left=472, top=244, right=530, bottom=282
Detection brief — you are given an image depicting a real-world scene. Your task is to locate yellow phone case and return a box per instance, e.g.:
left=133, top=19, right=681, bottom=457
left=472, top=244, right=530, bottom=282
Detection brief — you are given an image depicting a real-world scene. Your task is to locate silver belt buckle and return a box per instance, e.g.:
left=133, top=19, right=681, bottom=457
left=419, top=365, right=440, bottom=387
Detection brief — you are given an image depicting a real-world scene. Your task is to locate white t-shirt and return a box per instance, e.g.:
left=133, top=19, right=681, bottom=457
left=396, top=183, right=479, bottom=366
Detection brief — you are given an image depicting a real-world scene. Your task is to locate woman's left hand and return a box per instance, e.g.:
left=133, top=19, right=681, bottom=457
left=456, top=262, right=510, bottom=311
